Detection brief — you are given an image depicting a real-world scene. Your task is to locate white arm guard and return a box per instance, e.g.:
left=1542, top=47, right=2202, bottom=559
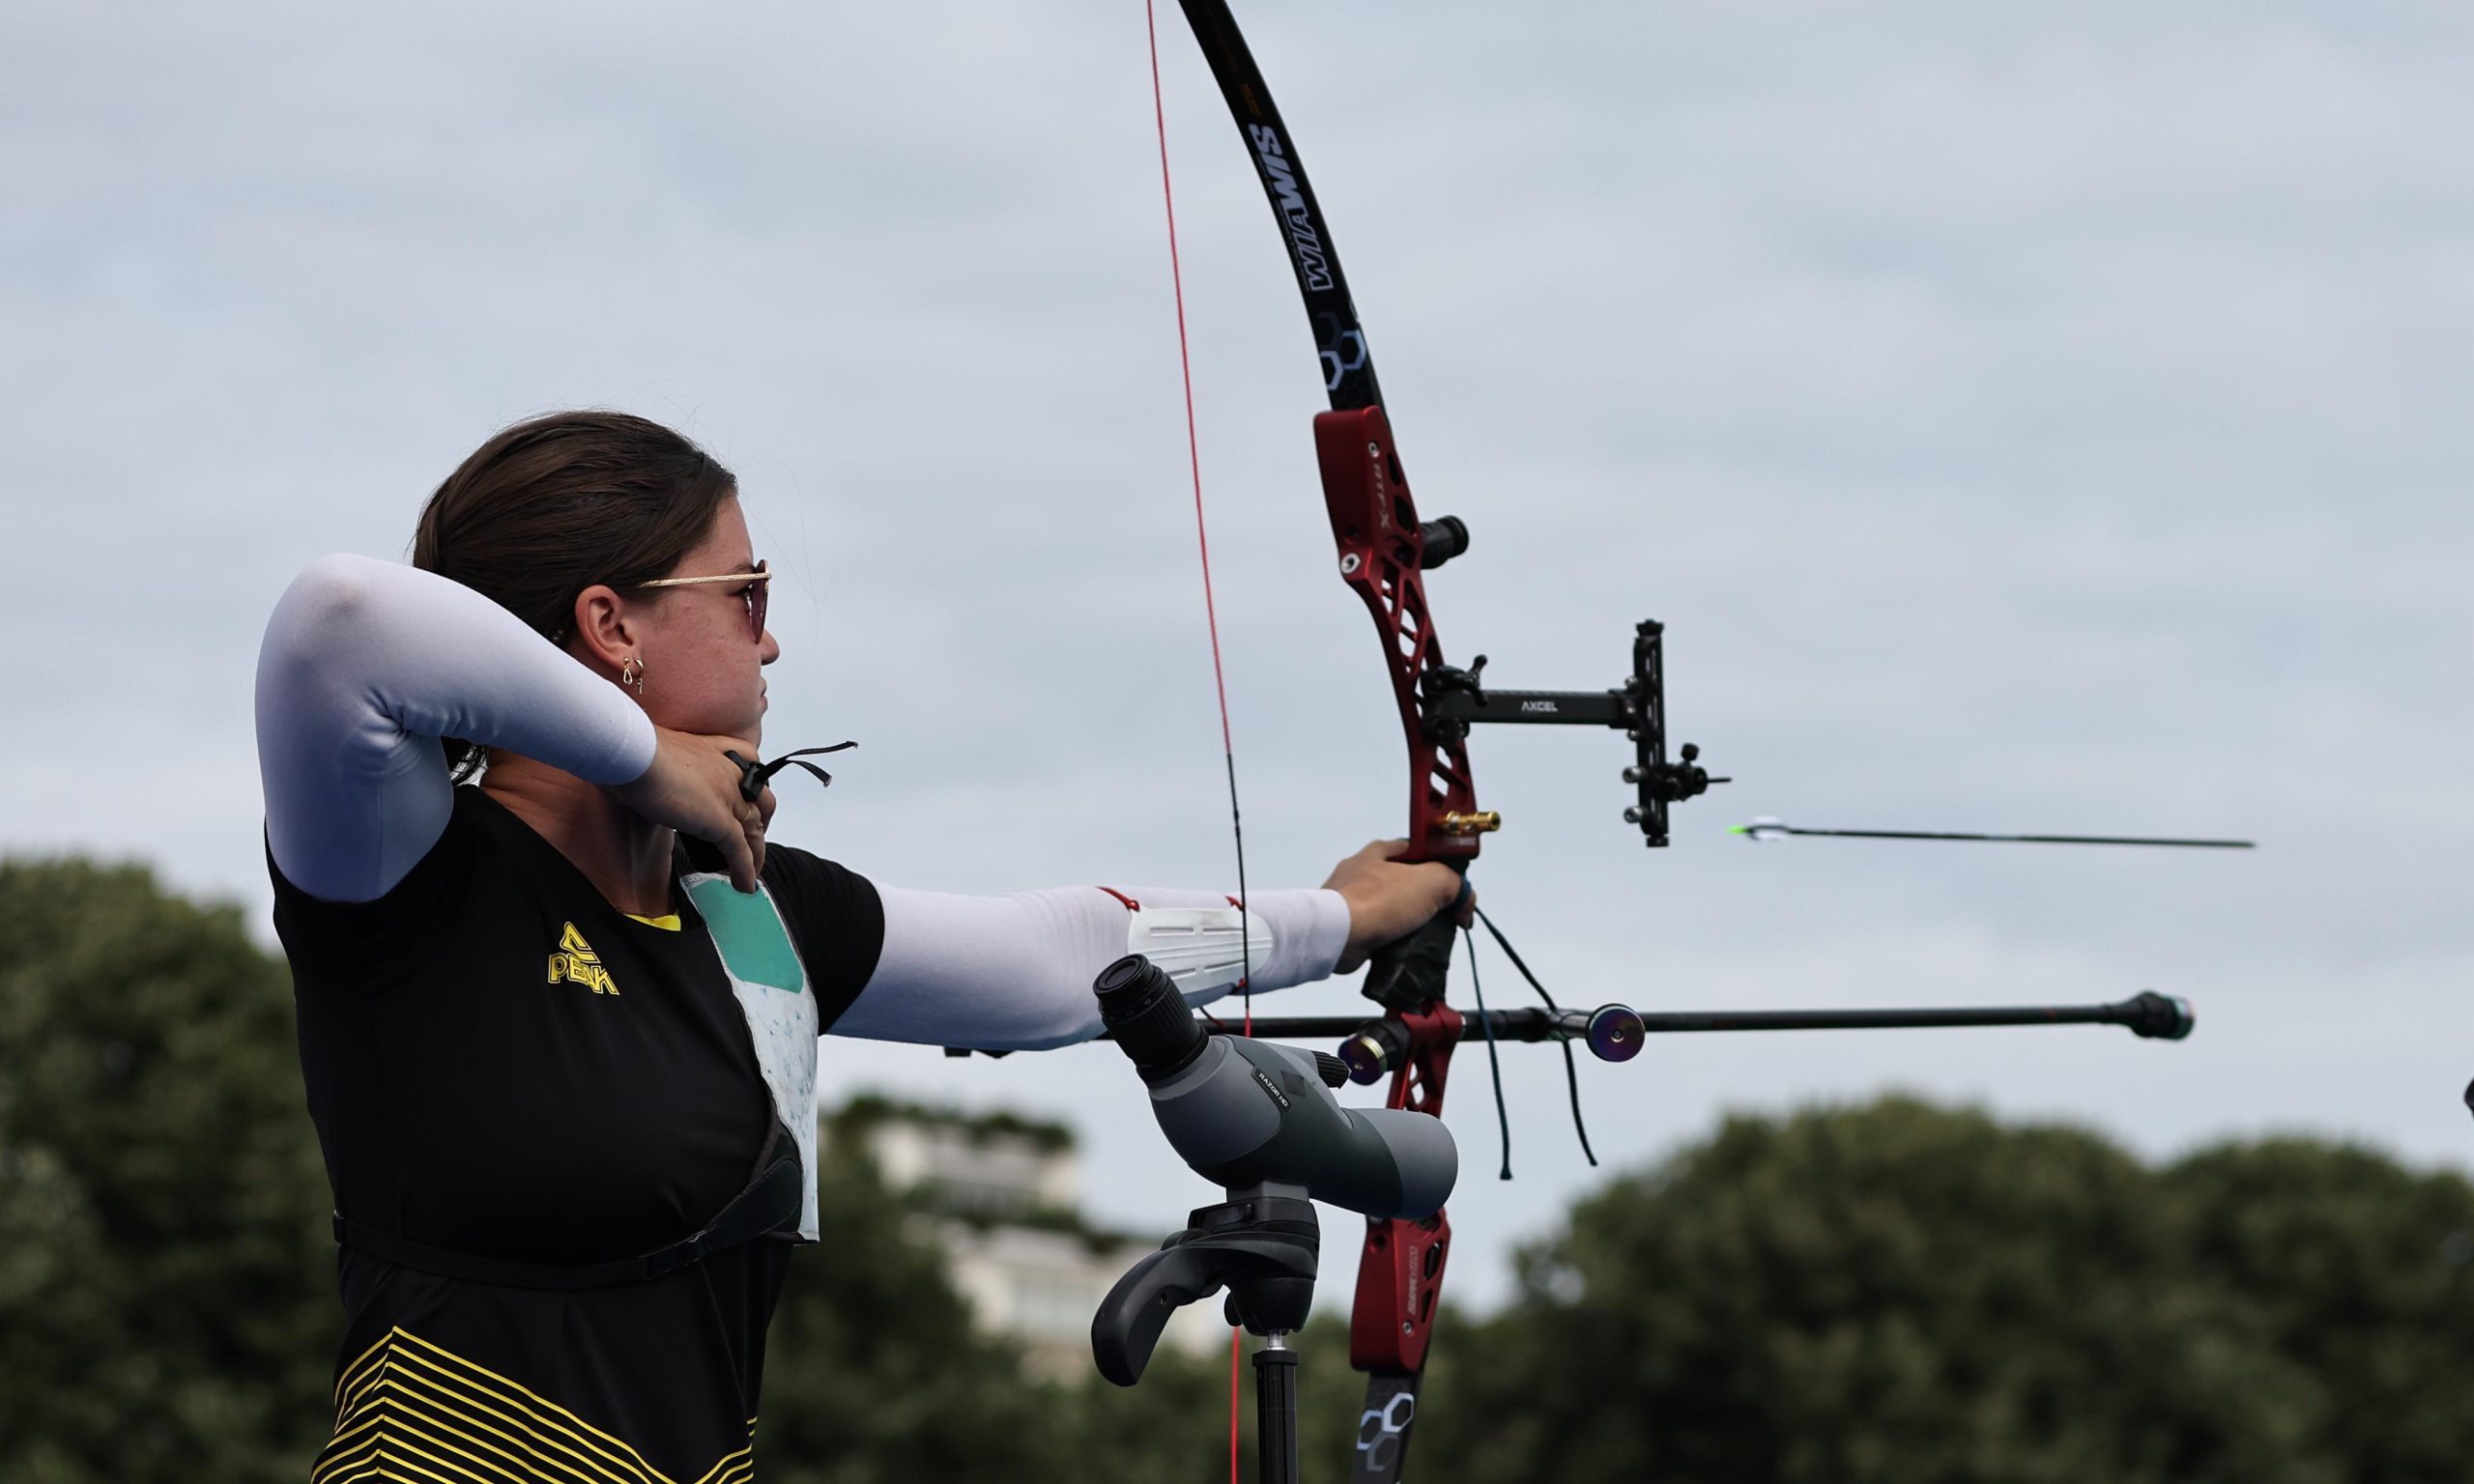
left=1122, top=899, right=1275, bottom=999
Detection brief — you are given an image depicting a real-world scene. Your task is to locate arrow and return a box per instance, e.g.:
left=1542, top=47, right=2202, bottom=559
left=1734, top=815, right=2255, bottom=848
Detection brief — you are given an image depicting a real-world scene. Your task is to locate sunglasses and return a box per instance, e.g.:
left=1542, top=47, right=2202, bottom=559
left=635, top=559, right=770, bottom=642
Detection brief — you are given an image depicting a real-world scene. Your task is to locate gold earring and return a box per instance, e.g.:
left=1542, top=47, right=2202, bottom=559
left=619, top=657, right=645, bottom=693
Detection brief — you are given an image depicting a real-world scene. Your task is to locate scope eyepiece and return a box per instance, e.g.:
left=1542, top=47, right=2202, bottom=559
left=1094, top=955, right=1210, bottom=1084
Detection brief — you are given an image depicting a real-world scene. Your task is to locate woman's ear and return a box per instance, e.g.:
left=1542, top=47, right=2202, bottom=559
left=568, top=584, right=645, bottom=671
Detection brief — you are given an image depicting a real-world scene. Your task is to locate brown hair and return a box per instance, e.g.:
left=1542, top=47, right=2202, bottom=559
left=412, top=411, right=739, bottom=781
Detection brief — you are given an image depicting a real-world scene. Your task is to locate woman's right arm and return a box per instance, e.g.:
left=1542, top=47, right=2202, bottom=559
left=254, top=554, right=656, bottom=903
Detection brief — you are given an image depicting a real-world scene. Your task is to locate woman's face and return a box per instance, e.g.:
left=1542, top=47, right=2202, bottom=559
left=632, top=497, right=780, bottom=748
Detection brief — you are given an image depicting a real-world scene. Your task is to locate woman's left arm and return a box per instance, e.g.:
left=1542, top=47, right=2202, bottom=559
left=818, top=840, right=1458, bottom=1049
left=829, top=884, right=1349, bottom=1050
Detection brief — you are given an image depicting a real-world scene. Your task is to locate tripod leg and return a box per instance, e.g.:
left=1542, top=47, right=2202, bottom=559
left=1253, top=1336, right=1300, bottom=1484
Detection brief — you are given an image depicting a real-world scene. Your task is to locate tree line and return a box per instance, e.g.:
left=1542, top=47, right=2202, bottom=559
left=5, top=855, right=2471, bottom=1482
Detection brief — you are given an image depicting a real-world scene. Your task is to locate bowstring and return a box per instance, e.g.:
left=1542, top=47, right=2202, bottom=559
left=1145, top=5, right=1253, bottom=1476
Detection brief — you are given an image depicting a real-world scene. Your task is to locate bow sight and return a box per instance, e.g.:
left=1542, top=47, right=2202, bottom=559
left=1316, top=418, right=1726, bottom=858
left=1418, top=614, right=1730, bottom=848
left=1356, top=515, right=1723, bottom=844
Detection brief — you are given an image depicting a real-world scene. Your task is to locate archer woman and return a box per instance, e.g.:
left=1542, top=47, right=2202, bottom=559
left=254, top=410, right=1456, bottom=1484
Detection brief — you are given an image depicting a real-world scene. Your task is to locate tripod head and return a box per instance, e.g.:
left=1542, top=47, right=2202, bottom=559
left=1091, top=1190, right=1320, bottom=1386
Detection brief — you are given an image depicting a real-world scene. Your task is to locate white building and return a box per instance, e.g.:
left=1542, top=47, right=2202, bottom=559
left=826, top=1098, right=1232, bottom=1378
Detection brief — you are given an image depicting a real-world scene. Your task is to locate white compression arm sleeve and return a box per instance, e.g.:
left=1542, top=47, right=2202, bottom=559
left=255, top=553, right=657, bottom=902
left=835, top=884, right=1351, bottom=1050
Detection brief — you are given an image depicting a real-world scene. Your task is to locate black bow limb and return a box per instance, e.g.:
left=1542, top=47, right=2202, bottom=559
left=723, top=742, right=856, bottom=803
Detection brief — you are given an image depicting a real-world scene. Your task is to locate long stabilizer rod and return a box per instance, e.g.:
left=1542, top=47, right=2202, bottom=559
left=1207, top=990, right=2195, bottom=1046
left=1735, top=816, right=2254, bottom=849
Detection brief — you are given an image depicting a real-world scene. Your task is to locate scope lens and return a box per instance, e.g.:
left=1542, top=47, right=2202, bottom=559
left=1585, top=1005, right=1645, bottom=1063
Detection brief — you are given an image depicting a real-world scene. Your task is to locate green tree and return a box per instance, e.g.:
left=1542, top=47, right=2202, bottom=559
left=1415, top=1097, right=2474, bottom=1484
left=2168, top=1138, right=2474, bottom=1483
left=0, top=857, right=336, bottom=1483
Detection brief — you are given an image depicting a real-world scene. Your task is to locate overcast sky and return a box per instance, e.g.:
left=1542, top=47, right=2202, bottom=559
left=5, top=1, right=2470, bottom=1313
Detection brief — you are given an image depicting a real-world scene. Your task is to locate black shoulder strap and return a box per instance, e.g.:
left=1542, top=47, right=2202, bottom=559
left=334, top=1124, right=804, bottom=1291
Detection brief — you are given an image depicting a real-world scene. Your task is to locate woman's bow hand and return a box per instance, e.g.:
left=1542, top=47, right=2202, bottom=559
left=1322, top=840, right=1469, bottom=975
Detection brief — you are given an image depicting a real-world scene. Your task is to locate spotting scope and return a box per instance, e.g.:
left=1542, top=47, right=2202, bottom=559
left=1091, top=955, right=1457, bottom=1219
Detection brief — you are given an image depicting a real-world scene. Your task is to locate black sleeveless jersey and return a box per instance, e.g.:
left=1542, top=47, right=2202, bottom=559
left=269, top=784, right=883, bottom=1484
